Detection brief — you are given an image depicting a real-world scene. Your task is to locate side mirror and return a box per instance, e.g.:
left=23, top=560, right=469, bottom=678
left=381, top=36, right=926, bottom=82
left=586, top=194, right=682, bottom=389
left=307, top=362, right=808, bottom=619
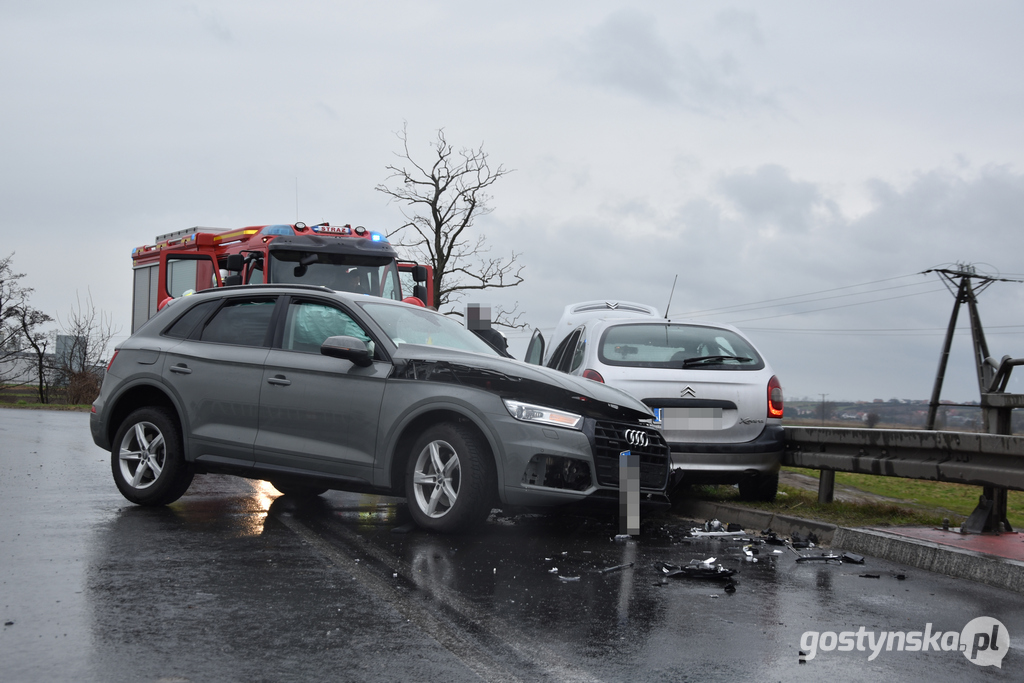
left=223, top=274, right=242, bottom=286
left=413, top=284, right=428, bottom=303
left=225, top=254, right=244, bottom=272
left=321, top=335, right=374, bottom=367
left=412, top=265, right=428, bottom=283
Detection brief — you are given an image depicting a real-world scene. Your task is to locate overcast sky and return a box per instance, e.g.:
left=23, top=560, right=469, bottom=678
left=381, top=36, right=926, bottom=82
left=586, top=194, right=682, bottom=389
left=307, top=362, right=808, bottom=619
left=4, top=1, right=1024, bottom=402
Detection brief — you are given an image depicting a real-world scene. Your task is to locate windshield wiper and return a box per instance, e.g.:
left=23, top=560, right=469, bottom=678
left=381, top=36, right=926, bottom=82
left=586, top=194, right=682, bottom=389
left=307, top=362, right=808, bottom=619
left=680, top=355, right=753, bottom=367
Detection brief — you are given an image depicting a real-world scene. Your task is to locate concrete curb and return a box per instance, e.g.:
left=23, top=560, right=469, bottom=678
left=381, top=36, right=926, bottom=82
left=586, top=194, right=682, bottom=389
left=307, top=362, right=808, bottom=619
left=672, top=499, right=1024, bottom=594
left=833, top=527, right=1024, bottom=594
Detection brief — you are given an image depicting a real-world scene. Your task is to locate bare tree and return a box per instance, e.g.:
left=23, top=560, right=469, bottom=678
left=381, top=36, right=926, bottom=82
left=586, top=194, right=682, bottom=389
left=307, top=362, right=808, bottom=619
left=56, top=292, right=119, bottom=405
left=376, top=124, right=525, bottom=326
left=0, top=253, right=32, bottom=385
left=14, top=306, right=53, bottom=403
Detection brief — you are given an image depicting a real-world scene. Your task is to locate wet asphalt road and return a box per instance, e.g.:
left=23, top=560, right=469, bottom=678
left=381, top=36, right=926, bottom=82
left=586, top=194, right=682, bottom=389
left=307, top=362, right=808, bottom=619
left=2, top=408, right=1023, bottom=682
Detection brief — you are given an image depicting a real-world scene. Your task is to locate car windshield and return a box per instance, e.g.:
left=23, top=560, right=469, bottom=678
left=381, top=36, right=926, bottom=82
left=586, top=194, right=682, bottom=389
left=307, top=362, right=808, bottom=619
left=268, top=251, right=402, bottom=300
left=360, top=302, right=499, bottom=355
left=598, top=323, right=764, bottom=370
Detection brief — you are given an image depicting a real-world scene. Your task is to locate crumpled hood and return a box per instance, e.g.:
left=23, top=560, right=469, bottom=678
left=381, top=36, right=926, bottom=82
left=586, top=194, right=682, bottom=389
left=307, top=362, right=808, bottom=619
left=390, top=344, right=654, bottom=423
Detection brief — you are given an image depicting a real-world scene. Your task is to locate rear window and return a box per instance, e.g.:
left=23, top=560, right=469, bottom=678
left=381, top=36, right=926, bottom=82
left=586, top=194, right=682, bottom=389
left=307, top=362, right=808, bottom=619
left=598, top=323, right=764, bottom=370
left=199, top=299, right=277, bottom=347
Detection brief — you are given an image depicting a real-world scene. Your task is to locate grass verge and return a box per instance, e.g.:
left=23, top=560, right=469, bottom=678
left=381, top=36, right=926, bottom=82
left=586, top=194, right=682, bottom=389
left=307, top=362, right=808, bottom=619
left=781, top=467, right=1024, bottom=529
left=0, top=402, right=92, bottom=411
left=1, top=385, right=92, bottom=411
left=690, top=483, right=957, bottom=529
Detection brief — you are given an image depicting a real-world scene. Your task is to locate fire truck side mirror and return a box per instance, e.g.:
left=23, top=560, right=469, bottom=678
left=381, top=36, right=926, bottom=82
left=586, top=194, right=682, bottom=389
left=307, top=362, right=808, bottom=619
left=223, top=274, right=242, bottom=286
left=413, top=284, right=428, bottom=303
left=225, top=254, right=244, bottom=272
left=412, top=265, right=428, bottom=283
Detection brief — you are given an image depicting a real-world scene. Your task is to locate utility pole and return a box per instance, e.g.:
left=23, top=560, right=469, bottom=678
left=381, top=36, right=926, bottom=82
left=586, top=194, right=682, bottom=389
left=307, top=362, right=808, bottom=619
left=921, top=263, right=1024, bottom=534
left=922, top=264, right=1022, bottom=430
left=819, top=393, right=828, bottom=426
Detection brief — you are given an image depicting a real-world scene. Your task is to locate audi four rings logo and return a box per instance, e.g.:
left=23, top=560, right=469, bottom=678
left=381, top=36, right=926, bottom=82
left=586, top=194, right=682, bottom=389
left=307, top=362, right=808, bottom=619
left=625, top=429, right=649, bottom=447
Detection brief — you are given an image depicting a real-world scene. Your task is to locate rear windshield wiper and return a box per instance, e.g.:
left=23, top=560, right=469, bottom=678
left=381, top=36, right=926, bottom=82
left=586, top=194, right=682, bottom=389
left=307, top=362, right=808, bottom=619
left=680, top=355, right=753, bottom=367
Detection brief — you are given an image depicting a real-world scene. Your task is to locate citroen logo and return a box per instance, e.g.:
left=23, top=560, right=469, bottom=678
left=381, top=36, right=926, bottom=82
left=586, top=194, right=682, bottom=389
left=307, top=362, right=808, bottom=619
left=624, top=429, right=649, bottom=447
left=606, top=301, right=619, bottom=310
left=680, top=386, right=696, bottom=398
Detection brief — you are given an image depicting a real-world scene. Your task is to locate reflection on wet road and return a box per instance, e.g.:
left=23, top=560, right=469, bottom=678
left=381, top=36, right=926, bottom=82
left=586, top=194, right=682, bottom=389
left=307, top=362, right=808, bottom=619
left=3, top=409, right=1023, bottom=682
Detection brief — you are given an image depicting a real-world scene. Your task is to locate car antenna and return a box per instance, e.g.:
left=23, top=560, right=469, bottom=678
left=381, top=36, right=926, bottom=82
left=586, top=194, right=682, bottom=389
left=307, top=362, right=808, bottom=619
left=664, top=274, right=678, bottom=319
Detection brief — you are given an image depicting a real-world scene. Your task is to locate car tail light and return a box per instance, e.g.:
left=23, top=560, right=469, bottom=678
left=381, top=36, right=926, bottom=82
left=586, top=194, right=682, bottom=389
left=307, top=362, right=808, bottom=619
left=767, top=375, right=784, bottom=418
left=106, top=350, right=119, bottom=372
left=582, top=369, right=605, bottom=383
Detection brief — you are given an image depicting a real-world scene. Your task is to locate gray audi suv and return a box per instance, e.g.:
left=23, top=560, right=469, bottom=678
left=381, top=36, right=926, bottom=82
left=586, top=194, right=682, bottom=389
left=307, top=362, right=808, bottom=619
left=90, top=285, right=670, bottom=532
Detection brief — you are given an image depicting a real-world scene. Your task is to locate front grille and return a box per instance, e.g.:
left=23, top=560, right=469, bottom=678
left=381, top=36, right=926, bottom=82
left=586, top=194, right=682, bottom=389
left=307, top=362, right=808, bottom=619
left=586, top=420, right=670, bottom=491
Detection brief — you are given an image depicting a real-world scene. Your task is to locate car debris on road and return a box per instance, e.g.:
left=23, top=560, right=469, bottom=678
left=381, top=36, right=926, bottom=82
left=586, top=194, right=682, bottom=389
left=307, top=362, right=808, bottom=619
left=661, top=558, right=737, bottom=580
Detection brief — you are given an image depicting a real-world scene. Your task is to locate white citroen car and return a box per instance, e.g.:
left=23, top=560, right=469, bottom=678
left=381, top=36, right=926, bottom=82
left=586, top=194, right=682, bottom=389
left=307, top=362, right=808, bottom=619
left=525, top=301, right=784, bottom=501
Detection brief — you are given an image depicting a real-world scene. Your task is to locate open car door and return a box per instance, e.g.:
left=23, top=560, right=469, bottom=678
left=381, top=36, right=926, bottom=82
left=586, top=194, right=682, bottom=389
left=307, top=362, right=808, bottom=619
left=524, top=328, right=545, bottom=365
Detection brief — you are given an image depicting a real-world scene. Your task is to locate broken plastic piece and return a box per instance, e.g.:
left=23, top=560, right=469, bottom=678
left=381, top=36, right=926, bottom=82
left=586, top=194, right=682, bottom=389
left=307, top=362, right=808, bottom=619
left=794, top=553, right=842, bottom=564
left=791, top=531, right=819, bottom=545
left=558, top=575, right=581, bottom=582
left=724, top=582, right=736, bottom=593
left=548, top=567, right=559, bottom=574
left=741, top=545, right=759, bottom=563
left=895, top=574, right=907, bottom=581
left=691, top=529, right=747, bottom=538
left=841, top=552, right=865, bottom=564
left=859, top=573, right=881, bottom=579
left=661, top=559, right=736, bottom=580
left=600, top=562, right=634, bottom=574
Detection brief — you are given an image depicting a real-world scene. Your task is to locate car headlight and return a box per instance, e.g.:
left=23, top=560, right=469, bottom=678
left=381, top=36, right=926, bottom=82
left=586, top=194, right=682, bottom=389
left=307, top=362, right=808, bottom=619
left=503, top=399, right=583, bottom=430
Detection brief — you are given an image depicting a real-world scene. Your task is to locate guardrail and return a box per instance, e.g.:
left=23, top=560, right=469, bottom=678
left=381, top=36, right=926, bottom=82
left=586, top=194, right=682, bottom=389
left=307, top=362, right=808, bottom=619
left=782, top=426, right=1024, bottom=533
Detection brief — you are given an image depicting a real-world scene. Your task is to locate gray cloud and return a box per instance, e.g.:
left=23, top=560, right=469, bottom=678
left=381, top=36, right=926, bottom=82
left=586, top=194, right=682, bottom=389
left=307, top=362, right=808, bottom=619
left=571, top=8, right=778, bottom=113
left=714, top=8, right=765, bottom=47
left=717, top=164, right=840, bottom=234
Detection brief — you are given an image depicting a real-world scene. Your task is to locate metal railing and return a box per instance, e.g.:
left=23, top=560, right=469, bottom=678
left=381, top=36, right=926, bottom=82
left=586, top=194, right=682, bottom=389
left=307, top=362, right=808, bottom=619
left=782, top=426, right=1024, bottom=532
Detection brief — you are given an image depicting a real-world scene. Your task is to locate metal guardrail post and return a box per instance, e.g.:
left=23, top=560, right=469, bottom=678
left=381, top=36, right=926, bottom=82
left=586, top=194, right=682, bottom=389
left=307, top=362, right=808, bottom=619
left=817, top=470, right=835, bottom=504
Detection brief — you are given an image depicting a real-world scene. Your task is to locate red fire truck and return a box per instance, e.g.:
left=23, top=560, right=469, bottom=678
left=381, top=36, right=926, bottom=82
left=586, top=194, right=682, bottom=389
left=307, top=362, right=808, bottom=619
left=131, top=222, right=433, bottom=333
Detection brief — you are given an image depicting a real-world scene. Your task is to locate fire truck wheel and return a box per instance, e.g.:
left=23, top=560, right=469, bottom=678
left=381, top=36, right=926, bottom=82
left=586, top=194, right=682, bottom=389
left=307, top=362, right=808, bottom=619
left=269, top=481, right=328, bottom=497
left=110, top=407, right=194, bottom=506
left=405, top=422, right=495, bottom=533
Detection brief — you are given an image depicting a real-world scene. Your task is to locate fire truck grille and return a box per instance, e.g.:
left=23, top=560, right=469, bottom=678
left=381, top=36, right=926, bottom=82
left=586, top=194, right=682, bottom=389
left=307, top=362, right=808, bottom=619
left=588, top=421, right=670, bottom=491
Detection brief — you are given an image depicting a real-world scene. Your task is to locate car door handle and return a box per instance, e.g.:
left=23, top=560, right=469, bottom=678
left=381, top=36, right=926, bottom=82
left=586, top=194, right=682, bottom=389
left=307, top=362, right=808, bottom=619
left=267, top=375, right=291, bottom=386
left=169, top=364, right=192, bottom=375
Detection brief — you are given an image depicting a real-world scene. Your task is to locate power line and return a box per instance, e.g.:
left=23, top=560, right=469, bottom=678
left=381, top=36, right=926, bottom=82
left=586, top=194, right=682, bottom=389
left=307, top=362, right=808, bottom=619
left=675, top=272, right=926, bottom=317
left=688, top=280, right=938, bottom=319
left=747, top=327, right=1024, bottom=337
left=724, top=286, right=946, bottom=324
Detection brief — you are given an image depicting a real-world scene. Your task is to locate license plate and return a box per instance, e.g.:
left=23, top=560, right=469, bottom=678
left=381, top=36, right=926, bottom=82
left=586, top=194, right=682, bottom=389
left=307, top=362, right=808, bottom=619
left=654, top=407, right=723, bottom=430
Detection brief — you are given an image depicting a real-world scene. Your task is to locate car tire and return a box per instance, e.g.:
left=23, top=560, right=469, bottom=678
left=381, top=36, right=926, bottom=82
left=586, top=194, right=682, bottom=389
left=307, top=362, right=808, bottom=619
left=738, top=471, right=779, bottom=502
left=405, top=422, right=495, bottom=533
left=111, top=407, right=194, bottom=506
left=270, top=481, right=328, bottom=497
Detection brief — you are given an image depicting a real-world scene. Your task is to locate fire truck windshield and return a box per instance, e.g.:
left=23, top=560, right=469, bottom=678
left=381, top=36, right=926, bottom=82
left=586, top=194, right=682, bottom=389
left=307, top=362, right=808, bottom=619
left=268, top=251, right=402, bottom=300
